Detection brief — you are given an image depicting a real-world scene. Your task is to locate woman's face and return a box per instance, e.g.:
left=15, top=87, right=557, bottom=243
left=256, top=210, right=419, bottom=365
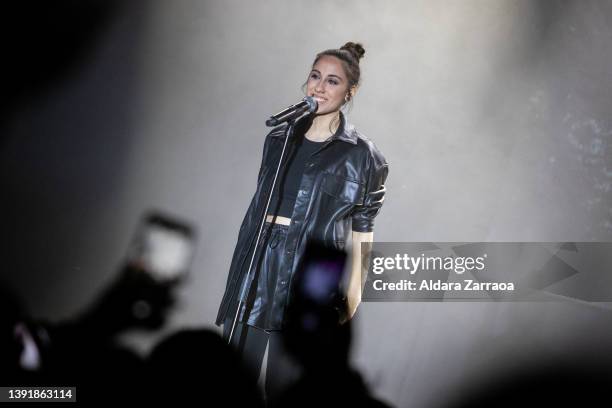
left=306, top=55, right=351, bottom=115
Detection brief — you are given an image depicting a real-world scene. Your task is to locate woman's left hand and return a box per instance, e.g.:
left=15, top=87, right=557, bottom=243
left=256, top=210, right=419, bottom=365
left=346, top=292, right=361, bottom=322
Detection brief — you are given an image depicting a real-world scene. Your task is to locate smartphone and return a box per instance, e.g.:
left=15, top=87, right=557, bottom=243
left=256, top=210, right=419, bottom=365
left=295, top=241, right=347, bottom=305
left=124, top=212, right=196, bottom=283
left=288, top=240, right=348, bottom=329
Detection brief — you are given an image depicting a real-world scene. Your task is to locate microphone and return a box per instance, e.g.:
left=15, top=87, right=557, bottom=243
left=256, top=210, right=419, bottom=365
left=265, top=96, right=318, bottom=127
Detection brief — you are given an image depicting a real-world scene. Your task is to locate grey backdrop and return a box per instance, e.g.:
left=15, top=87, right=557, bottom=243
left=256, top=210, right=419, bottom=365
left=2, top=1, right=612, bottom=406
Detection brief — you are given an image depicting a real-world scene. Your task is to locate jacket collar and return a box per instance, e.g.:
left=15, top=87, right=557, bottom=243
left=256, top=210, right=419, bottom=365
left=270, top=110, right=358, bottom=145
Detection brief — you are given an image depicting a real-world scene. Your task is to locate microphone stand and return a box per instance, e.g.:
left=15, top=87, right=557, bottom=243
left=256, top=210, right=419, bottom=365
left=227, top=116, right=300, bottom=346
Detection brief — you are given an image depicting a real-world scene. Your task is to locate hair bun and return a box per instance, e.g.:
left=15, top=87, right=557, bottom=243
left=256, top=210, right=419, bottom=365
left=340, top=42, right=365, bottom=61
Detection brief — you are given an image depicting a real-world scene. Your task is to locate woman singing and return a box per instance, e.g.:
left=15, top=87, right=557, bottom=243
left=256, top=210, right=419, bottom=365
left=216, top=41, right=389, bottom=402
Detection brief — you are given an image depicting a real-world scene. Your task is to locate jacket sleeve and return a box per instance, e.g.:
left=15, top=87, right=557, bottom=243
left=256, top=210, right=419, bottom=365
left=351, top=149, right=388, bottom=233
left=256, top=130, right=274, bottom=183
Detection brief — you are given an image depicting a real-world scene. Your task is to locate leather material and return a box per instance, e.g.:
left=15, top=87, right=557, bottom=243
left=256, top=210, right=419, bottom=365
left=243, top=222, right=291, bottom=331
left=267, top=131, right=325, bottom=218
left=216, top=111, right=388, bottom=328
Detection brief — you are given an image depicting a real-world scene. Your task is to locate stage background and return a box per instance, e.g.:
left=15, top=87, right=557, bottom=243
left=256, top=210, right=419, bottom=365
left=2, top=1, right=611, bottom=406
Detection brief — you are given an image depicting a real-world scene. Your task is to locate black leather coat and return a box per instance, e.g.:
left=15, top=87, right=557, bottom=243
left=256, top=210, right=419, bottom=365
left=215, top=111, right=388, bottom=328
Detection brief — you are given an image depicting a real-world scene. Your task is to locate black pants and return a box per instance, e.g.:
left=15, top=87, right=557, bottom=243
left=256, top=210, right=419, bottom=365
left=222, top=222, right=301, bottom=403
left=245, top=222, right=293, bottom=330
left=223, top=318, right=301, bottom=404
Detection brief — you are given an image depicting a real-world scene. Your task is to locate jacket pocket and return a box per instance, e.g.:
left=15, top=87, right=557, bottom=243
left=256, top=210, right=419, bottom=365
left=321, top=173, right=365, bottom=205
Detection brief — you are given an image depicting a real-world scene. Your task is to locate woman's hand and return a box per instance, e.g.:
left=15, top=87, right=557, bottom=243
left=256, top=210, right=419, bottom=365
left=346, top=291, right=361, bottom=321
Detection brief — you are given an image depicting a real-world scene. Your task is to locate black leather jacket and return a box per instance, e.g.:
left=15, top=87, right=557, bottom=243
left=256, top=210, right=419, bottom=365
left=215, top=111, right=388, bottom=327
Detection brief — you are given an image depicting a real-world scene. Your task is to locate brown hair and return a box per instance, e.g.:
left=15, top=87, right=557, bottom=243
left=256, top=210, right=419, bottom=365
left=302, top=42, right=366, bottom=133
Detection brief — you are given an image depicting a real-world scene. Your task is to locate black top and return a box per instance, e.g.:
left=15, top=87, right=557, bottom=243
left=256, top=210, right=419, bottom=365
left=268, top=128, right=325, bottom=218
